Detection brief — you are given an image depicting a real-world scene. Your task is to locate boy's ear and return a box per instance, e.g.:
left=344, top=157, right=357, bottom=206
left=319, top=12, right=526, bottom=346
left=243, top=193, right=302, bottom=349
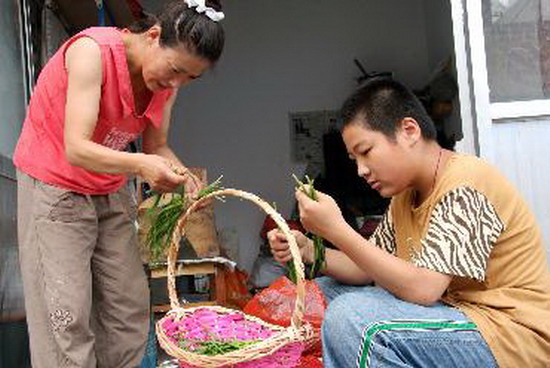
left=397, top=117, right=422, bottom=145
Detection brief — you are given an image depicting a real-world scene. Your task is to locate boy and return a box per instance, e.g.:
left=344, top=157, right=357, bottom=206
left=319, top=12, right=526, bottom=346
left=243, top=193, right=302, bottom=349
left=269, top=78, right=550, bottom=367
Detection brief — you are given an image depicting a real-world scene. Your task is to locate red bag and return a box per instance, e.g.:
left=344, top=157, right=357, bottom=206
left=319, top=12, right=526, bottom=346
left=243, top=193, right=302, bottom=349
left=243, top=276, right=326, bottom=356
left=225, top=268, right=252, bottom=309
left=260, top=216, right=304, bottom=240
left=297, top=355, right=323, bottom=368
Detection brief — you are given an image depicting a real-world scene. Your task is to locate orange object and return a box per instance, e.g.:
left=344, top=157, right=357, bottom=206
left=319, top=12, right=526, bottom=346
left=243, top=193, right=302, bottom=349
left=225, top=268, right=252, bottom=309
left=297, top=355, right=323, bottom=367
left=244, top=276, right=326, bottom=356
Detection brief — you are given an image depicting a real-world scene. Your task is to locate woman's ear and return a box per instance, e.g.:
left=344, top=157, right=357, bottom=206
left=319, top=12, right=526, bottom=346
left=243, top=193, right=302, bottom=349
left=145, top=25, right=162, bottom=46
left=397, top=117, right=422, bottom=146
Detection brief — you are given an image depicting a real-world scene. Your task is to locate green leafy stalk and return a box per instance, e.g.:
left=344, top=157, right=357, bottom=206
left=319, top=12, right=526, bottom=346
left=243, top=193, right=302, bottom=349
left=197, top=175, right=224, bottom=198
left=179, top=339, right=259, bottom=356
left=286, top=259, right=298, bottom=285
left=286, top=174, right=327, bottom=282
left=146, top=176, right=224, bottom=262
left=146, top=194, right=186, bottom=261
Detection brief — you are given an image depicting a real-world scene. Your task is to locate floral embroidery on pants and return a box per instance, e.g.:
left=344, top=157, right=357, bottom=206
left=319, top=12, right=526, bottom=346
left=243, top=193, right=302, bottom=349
left=50, top=309, right=73, bottom=332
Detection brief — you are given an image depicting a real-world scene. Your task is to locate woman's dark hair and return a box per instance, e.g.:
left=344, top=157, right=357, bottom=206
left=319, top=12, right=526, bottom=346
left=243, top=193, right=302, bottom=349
left=340, top=78, right=437, bottom=141
left=128, top=0, right=225, bottom=63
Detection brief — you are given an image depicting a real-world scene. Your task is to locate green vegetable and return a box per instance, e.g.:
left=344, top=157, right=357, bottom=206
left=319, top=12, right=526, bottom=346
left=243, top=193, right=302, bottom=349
left=286, top=174, right=327, bottom=282
left=179, top=339, right=259, bottom=356
left=146, top=176, right=223, bottom=262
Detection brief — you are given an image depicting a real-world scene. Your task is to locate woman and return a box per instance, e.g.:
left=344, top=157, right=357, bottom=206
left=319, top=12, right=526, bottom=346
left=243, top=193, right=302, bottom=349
left=13, top=1, right=225, bottom=367
left=269, top=78, right=550, bottom=367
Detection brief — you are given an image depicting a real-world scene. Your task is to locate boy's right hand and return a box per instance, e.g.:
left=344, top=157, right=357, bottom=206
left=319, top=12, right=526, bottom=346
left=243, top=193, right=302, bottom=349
left=268, top=229, right=313, bottom=264
left=137, top=154, right=186, bottom=193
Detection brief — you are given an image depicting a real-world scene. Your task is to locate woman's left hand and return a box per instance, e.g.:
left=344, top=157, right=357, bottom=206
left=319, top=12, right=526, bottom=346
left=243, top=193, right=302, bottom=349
left=295, top=187, right=347, bottom=240
left=170, top=164, right=202, bottom=199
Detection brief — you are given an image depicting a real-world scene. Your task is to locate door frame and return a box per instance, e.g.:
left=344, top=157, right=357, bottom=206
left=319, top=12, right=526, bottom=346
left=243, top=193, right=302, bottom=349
left=453, top=0, right=550, bottom=159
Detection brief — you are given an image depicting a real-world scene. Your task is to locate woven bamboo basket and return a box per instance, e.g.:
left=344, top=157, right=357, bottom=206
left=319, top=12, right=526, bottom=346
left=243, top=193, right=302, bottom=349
left=155, top=189, right=317, bottom=367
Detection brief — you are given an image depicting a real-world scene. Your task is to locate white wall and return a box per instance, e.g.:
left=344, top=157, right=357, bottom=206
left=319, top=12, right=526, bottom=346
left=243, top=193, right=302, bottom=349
left=169, top=0, right=434, bottom=272
left=488, top=119, right=550, bottom=263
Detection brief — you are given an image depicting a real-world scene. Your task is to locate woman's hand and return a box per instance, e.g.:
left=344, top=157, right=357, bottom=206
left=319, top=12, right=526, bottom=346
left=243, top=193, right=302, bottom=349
left=295, top=187, right=347, bottom=241
left=137, top=154, right=190, bottom=193
left=268, top=229, right=313, bottom=264
left=168, top=163, right=202, bottom=199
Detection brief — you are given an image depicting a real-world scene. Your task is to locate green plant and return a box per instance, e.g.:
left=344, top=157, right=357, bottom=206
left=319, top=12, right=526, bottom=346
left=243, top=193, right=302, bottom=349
left=146, top=176, right=223, bottom=262
left=287, top=174, right=327, bottom=282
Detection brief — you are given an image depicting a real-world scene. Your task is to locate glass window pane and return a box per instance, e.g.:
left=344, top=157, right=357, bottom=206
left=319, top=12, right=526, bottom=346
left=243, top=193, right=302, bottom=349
left=483, top=0, right=550, bottom=102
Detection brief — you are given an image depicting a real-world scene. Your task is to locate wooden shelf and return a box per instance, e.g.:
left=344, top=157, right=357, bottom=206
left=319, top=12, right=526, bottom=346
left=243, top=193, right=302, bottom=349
left=150, top=262, right=216, bottom=279
left=149, top=262, right=228, bottom=309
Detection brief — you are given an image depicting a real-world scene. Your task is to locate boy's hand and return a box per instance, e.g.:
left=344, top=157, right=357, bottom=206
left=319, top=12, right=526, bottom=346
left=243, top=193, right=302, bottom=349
left=268, top=229, right=313, bottom=264
left=295, top=187, right=346, bottom=240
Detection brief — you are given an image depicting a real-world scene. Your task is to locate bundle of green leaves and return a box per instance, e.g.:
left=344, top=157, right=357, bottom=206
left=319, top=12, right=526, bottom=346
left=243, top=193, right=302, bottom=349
left=287, top=175, right=327, bottom=283
left=146, top=176, right=223, bottom=262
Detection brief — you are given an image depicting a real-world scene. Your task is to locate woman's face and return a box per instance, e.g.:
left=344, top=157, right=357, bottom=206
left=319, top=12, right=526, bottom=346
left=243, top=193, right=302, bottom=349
left=342, top=120, right=417, bottom=198
left=142, top=27, right=212, bottom=91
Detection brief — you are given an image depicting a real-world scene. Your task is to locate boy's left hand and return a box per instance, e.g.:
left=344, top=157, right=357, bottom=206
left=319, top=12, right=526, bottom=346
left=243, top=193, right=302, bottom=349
left=295, top=187, right=347, bottom=240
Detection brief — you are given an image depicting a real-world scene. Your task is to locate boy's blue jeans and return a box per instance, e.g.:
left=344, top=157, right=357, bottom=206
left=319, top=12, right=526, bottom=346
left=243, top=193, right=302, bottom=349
left=316, top=277, right=499, bottom=368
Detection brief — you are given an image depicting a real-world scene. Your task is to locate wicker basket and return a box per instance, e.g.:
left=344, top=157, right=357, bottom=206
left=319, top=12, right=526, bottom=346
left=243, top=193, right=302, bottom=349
left=156, top=189, right=317, bottom=367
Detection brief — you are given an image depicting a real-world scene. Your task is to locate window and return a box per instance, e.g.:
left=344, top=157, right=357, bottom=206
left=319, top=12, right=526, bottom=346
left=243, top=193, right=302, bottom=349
left=479, top=0, right=550, bottom=119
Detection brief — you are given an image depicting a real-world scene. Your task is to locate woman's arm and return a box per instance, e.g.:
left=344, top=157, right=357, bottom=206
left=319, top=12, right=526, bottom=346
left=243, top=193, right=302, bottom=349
left=141, top=91, right=201, bottom=197
left=64, top=37, right=142, bottom=174
left=63, top=37, right=186, bottom=192
left=141, top=91, right=181, bottom=163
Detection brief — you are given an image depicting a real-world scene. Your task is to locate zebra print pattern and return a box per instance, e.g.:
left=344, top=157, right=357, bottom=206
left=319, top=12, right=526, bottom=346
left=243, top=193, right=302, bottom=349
left=369, top=210, right=396, bottom=255
left=414, top=186, right=504, bottom=281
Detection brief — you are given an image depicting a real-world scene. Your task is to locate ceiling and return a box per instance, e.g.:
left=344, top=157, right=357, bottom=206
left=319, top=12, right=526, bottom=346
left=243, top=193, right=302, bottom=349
left=49, top=0, right=143, bottom=33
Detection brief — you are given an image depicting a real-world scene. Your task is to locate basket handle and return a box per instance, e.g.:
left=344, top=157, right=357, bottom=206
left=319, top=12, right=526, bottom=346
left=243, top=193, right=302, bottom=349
left=166, top=188, right=306, bottom=329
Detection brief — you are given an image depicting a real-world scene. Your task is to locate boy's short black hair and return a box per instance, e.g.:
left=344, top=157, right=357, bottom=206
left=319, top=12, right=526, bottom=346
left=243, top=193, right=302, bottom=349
left=340, top=78, right=437, bottom=141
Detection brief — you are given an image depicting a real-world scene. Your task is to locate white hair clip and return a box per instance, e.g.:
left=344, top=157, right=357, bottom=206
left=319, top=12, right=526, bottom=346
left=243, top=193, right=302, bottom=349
left=184, top=0, right=225, bottom=22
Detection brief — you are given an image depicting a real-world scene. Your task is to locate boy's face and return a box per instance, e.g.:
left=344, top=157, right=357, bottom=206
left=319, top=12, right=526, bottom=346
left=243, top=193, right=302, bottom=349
left=342, top=119, right=417, bottom=198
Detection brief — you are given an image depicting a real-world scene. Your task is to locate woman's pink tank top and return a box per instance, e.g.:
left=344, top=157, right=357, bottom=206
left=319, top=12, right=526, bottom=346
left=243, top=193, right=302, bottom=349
left=13, top=27, right=174, bottom=194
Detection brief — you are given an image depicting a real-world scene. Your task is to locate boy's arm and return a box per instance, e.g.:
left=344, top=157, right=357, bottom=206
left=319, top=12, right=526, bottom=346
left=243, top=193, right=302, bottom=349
left=327, top=224, right=452, bottom=305
left=321, top=247, right=374, bottom=285
left=321, top=210, right=396, bottom=285
left=339, top=186, right=503, bottom=304
left=269, top=229, right=372, bottom=284
left=298, top=190, right=452, bottom=305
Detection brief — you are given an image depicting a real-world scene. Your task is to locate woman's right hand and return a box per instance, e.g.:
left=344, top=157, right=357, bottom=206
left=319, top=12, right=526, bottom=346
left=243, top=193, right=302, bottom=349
left=136, top=154, right=186, bottom=192
left=267, top=229, right=313, bottom=265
